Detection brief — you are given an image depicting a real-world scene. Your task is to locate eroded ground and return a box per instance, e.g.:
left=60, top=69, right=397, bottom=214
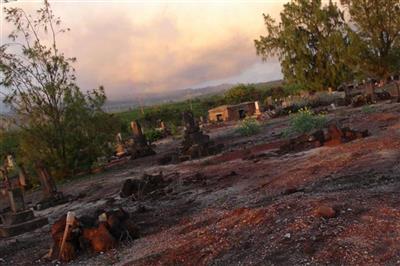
left=1, top=102, right=400, bottom=265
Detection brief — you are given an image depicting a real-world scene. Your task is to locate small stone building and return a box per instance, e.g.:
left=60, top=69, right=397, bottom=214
left=208, top=101, right=260, bottom=122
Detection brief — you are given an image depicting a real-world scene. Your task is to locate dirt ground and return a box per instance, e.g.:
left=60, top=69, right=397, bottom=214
left=1, top=102, right=400, bottom=266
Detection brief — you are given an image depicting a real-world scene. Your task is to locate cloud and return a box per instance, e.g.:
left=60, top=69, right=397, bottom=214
left=1, top=1, right=284, bottom=100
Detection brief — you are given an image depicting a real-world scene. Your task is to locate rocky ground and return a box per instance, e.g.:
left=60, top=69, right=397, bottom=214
left=0, top=102, right=400, bottom=265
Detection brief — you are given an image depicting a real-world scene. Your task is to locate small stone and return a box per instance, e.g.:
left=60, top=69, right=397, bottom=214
left=284, top=233, right=291, bottom=239
left=315, top=205, right=336, bottom=218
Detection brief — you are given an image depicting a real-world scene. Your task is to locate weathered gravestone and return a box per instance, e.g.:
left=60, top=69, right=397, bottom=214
left=126, top=120, right=155, bottom=159
left=0, top=168, right=48, bottom=237
left=115, top=133, right=127, bottom=157
left=35, top=163, right=68, bottom=210
left=179, top=111, right=223, bottom=161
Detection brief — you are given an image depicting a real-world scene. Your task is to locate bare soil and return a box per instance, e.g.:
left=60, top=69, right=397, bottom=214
left=1, top=102, right=400, bottom=266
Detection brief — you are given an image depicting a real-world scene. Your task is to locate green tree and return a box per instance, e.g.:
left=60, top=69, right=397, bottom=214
left=224, top=84, right=261, bottom=104
left=0, top=1, right=119, bottom=178
left=255, top=0, right=353, bottom=91
left=341, top=0, right=400, bottom=81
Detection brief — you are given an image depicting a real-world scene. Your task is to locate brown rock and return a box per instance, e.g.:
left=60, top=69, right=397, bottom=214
left=315, top=205, right=336, bottom=218
left=82, top=222, right=116, bottom=253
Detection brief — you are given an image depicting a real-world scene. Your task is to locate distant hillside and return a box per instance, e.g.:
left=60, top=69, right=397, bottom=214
left=0, top=80, right=283, bottom=114
left=104, top=80, right=283, bottom=112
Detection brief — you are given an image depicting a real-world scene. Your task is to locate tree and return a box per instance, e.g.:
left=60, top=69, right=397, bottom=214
left=224, top=84, right=261, bottom=104
left=341, top=0, right=400, bottom=101
left=255, top=0, right=354, bottom=91
left=0, top=1, right=119, bottom=178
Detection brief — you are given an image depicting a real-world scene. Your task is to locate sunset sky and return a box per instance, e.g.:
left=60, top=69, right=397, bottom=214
left=1, top=0, right=285, bottom=100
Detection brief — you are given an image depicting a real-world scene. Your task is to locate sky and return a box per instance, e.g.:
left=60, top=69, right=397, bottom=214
left=0, top=0, right=285, bottom=101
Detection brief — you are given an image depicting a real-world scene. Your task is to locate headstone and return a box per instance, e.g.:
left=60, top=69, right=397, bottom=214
left=127, top=120, right=155, bottom=159
left=18, top=165, right=28, bottom=188
left=116, top=133, right=123, bottom=143
left=115, top=133, right=126, bottom=157
left=131, top=121, right=144, bottom=139
left=34, top=164, right=67, bottom=210
left=6, top=155, right=15, bottom=170
left=160, top=121, right=166, bottom=130
left=36, top=165, right=58, bottom=200
left=254, top=101, right=262, bottom=116
left=180, top=111, right=223, bottom=161
left=0, top=175, right=48, bottom=237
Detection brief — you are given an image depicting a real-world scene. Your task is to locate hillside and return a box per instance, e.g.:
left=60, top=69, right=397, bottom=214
left=103, top=80, right=283, bottom=113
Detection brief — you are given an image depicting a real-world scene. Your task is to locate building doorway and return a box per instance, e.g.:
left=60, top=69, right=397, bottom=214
left=238, top=109, right=246, bottom=119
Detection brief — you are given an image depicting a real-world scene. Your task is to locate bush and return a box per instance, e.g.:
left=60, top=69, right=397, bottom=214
left=145, top=129, right=164, bottom=143
left=284, top=107, right=327, bottom=137
left=236, top=118, right=261, bottom=136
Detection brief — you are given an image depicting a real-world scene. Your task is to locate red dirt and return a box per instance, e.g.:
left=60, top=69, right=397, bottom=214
left=1, top=102, right=400, bottom=265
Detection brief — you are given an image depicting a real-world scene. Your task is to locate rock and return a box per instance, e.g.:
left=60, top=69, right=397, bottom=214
left=82, top=222, right=117, bottom=253
left=315, top=205, right=336, bottom=218
left=50, top=207, right=138, bottom=262
left=119, top=173, right=170, bottom=199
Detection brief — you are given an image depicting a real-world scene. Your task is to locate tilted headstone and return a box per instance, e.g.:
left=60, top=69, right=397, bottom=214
left=36, top=165, right=59, bottom=200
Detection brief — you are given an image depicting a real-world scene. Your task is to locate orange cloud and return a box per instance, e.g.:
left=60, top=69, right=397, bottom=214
left=1, top=1, right=284, bottom=100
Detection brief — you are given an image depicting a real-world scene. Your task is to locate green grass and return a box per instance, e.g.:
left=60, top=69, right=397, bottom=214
left=361, top=105, right=376, bottom=114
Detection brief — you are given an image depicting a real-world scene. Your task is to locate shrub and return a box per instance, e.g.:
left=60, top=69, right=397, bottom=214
left=145, top=129, right=164, bottom=143
left=236, top=118, right=261, bottom=136
left=284, top=107, right=327, bottom=137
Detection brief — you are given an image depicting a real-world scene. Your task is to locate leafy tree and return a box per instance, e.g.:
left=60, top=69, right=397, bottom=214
left=0, top=130, right=20, bottom=164
left=341, top=0, right=400, bottom=82
left=0, top=1, right=119, bottom=178
left=224, top=84, right=261, bottom=104
left=255, top=0, right=353, bottom=91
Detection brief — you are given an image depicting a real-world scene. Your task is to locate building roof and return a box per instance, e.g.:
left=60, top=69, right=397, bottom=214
left=208, top=102, right=255, bottom=113
left=208, top=105, right=229, bottom=113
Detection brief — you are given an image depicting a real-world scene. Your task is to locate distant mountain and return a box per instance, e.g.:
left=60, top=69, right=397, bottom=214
left=103, top=83, right=234, bottom=112
left=1, top=80, right=283, bottom=113
left=103, top=80, right=283, bottom=112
